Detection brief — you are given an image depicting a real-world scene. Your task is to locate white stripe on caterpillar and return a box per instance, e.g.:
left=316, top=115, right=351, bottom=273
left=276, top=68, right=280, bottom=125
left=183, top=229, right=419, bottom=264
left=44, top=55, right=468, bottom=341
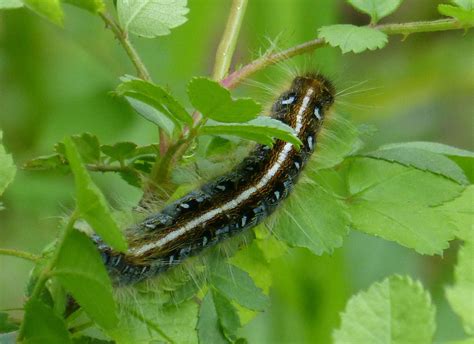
left=129, top=87, right=315, bottom=256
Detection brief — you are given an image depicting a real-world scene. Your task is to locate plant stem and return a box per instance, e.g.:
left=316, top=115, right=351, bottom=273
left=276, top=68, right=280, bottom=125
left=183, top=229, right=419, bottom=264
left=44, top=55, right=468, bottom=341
left=377, top=18, right=465, bottom=35
left=222, top=18, right=469, bottom=89
left=18, top=210, right=79, bottom=340
left=86, top=164, right=133, bottom=173
left=149, top=0, right=249, bottom=192
left=99, top=12, right=151, bottom=81
left=0, top=248, right=39, bottom=263
left=99, top=11, right=171, bottom=177
left=212, top=0, right=249, bottom=80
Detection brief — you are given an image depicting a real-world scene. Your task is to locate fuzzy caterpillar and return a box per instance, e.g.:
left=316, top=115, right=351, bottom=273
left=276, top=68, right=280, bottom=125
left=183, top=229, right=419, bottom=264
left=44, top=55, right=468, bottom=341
left=96, top=73, right=335, bottom=285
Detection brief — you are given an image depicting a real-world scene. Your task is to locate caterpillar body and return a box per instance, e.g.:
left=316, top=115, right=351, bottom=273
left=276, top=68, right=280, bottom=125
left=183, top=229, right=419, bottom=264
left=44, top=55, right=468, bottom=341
left=96, top=74, right=335, bottom=285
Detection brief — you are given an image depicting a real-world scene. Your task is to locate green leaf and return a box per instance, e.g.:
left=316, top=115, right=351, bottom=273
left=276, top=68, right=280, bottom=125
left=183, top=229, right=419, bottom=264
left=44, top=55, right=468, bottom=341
left=307, top=113, right=365, bottom=171
left=0, top=0, right=23, bottom=9
left=23, top=154, right=68, bottom=172
left=366, top=146, right=469, bottom=184
left=210, top=263, right=268, bottom=311
left=211, top=289, right=241, bottom=342
left=438, top=4, right=474, bottom=25
left=0, top=312, right=18, bottom=332
left=453, top=0, right=474, bottom=10
left=0, top=131, right=16, bottom=197
left=333, top=275, right=435, bottom=344
left=438, top=185, right=474, bottom=241
left=346, top=158, right=462, bottom=254
left=54, top=229, right=118, bottom=330
left=63, top=137, right=127, bottom=252
left=318, top=24, right=388, bottom=54
left=23, top=0, right=64, bottom=26
left=117, top=0, right=189, bottom=38
left=269, top=182, right=350, bottom=255
left=112, top=291, right=198, bottom=343
left=446, top=238, right=474, bottom=335
left=117, top=79, right=192, bottom=132
left=101, top=142, right=137, bottom=162
left=378, top=141, right=474, bottom=158
left=22, top=299, right=72, bottom=344
left=127, top=97, right=175, bottom=136
left=72, top=133, right=101, bottom=164
left=200, top=117, right=302, bottom=147
left=188, top=77, right=262, bottom=123
left=62, top=0, right=105, bottom=12
left=198, top=292, right=229, bottom=344
left=378, top=141, right=474, bottom=182
left=347, top=0, right=403, bottom=23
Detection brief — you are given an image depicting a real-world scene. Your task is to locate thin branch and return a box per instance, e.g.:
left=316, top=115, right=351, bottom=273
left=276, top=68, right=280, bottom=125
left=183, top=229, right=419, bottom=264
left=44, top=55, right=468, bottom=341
left=99, top=12, right=151, bottom=81
left=378, top=18, right=465, bottom=35
left=86, top=164, right=132, bottom=173
left=18, top=210, right=79, bottom=340
left=212, top=0, right=249, bottom=80
left=222, top=18, right=469, bottom=89
left=147, top=0, right=249, bottom=194
left=0, top=248, right=39, bottom=263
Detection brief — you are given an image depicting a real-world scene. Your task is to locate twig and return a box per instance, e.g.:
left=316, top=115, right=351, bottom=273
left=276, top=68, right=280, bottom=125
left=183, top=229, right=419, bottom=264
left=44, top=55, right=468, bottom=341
left=222, top=18, right=469, bottom=89
left=212, top=0, right=249, bottom=80
left=99, top=12, right=151, bottom=81
left=0, top=248, right=39, bottom=263
left=149, top=0, right=249, bottom=192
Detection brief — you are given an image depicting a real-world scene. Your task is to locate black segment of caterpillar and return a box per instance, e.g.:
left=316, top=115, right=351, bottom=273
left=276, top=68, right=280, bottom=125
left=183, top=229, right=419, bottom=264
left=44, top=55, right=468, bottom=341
left=95, top=73, right=335, bottom=285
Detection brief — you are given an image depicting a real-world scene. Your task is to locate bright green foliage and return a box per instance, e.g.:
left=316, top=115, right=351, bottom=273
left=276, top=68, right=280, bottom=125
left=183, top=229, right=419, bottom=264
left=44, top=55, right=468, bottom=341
left=347, top=158, right=462, bottom=255
left=446, top=238, right=474, bottom=335
left=0, top=131, right=16, bottom=200
left=101, top=142, right=137, bottom=162
left=200, top=116, right=302, bottom=147
left=318, top=24, right=388, bottom=53
left=378, top=141, right=474, bottom=182
left=0, top=312, right=17, bottom=332
left=333, top=275, right=436, bottom=344
left=366, top=146, right=469, bottom=184
left=63, top=137, right=127, bottom=251
left=22, top=299, right=72, bottom=343
left=211, top=289, right=241, bottom=341
left=62, top=0, right=104, bottom=13
left=270, top=182, right=350, bottom=255
left=198, top=292, right=228, bottom=344
left=438, top=185, right=474, bottom=241
left=453, top=0, right=474, bottom=9
left=112, top=290, right=198, bottom=343
left=439, top=4, right=474, bottom=25
left=230, top=231, right=282, bottom=294
left=307, top=114, right=365, bottom=171
left=117, top=0, right=189, bottom=38
left=23, top=0, right=64, bottom=26
left=0, top=0, right=23, bottom=8
left=188, top=77, right=262, bottom=123
left=380, top=141, right=474, bottom=158
left=347, top=0, right=404, bottom=23
left=117, top=79, right=192, bottom=133
left=54, top=229, right=118, bottom=330
left=210, top=263, right=268, bottom=311
left=67, top=132, right=101, bottom=164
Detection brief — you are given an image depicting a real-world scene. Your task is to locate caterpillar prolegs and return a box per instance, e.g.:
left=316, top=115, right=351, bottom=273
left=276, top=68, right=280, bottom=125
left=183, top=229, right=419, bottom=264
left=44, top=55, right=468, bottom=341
left=96, top=74, right=335, bottom=285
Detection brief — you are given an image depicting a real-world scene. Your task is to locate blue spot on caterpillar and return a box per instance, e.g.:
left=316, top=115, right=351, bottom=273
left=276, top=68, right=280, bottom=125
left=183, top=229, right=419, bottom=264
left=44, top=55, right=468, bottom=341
left=95, top=73, right=335, bottom=285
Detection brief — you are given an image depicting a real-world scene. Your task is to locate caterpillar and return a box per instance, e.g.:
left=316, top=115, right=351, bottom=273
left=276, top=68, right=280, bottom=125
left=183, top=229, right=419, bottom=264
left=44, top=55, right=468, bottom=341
left=96, top=73, right=335, bottom=285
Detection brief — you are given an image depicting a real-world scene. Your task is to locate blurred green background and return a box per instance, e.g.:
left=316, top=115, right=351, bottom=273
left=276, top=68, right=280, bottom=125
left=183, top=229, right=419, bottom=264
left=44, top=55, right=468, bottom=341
left=0, top=0, right=472, bottom=342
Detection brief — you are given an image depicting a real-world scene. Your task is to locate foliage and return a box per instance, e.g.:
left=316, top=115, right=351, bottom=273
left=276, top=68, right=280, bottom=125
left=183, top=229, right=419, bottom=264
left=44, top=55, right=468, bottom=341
left=0, top=0, right=473, bottom=343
